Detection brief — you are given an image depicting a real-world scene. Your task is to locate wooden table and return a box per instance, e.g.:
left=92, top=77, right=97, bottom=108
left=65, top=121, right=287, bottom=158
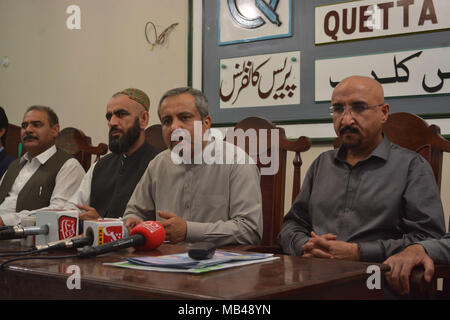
left=0, top=241, right=388, bottom=300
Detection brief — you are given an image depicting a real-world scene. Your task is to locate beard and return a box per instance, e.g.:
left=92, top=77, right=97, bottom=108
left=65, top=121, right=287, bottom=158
left=339, top=125, right=362, bottom=149
left=108, top=117, right=141, bottom=154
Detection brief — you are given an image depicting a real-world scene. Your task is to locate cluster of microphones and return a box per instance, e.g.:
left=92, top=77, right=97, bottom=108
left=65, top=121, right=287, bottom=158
left=0, top=212, right=166, bottom=261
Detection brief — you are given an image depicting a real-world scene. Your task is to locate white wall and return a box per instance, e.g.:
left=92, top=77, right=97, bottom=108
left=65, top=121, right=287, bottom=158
left=0, top=0, right=188, bottom=148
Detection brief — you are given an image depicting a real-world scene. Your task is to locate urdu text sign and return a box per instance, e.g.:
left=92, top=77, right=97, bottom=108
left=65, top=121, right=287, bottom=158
left=220, top=51, right=300, bottom=109
left=315, top=46, right=450, bottom=101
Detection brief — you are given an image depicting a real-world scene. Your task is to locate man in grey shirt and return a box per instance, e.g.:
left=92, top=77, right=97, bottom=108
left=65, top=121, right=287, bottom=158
left=123, top=87, right=263, bottom=247
left=383, top=233, right=450, bottom=295
left=277, top=76, right=445, bottom=262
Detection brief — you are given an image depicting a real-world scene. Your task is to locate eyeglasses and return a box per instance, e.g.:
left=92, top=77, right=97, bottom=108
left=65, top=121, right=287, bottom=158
left=329, top=103, right=384, bottom=117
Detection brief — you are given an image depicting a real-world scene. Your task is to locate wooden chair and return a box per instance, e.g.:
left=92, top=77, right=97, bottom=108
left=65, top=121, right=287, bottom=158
left=228, top=117, right=312, bottom=248
left=383, top=113, right=450, bottom=299
left=4, top=124, right=22, bottom=158
left=145, top=124, right=167, bottom=153
left=435, top=264, right=450, bottom=299
left=55, top=127, right=108, bottom=171
left=383, top=113, right=450, bottom=297
left=383, top=112, right=450, bottom=190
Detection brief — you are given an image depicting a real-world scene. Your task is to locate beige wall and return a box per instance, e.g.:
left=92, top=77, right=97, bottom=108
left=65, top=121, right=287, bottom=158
left=0, top=0, right=188, bottom=148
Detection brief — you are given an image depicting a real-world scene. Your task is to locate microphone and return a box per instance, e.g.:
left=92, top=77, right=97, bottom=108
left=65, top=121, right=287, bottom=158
left=0, top=211, right=79, bottom=246
left=35, top=210, right=80, bottom=246
left=78, top=220, right=165, bottom=258
left=82, top=218, right=128, bottom=246
left=30, top=219, right=125, bottom=253
left=0, top=234, right=94, bottom=258
left=34, top=234, right=94, bottom=251
left=0, top=225, right=49, bottom=240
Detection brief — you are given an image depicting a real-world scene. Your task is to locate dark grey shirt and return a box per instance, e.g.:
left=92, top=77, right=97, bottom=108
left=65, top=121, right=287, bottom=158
left=278, top=137, right=446, bottom=262
left=420, top=233, right=450, bottom=264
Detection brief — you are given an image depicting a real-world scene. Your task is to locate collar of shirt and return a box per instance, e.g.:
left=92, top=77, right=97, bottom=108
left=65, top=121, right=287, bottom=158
left=334, top=135, right=391, bottom=164
left=20, top=145, right=57, bottom=166
left=122, top=141, right=148, bottom=162
left=0, top=146, right=4, bottom=153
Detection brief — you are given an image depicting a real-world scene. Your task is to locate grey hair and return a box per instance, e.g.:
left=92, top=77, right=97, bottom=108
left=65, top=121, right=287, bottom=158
left=157, top=87, right=209, bottom=120
left=25, top=105, right=59, bottom=127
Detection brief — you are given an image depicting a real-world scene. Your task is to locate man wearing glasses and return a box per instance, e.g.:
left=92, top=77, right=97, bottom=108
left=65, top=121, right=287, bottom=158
left=278, top=75, right=445, bottom=263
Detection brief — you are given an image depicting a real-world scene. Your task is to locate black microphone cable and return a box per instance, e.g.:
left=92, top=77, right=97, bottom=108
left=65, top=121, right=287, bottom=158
left=0, top=247, right=37, bottom=255
left=0, top=247, right=42, bottom=257
left=0, top=234, right=143, bottom=268
left=0, top=253, right=79, bottom=270
left=0, top=234, right=95, bottom=267
left=0, top=241, right=72, bottom=258
left=0, top=234, right=94, bottom=257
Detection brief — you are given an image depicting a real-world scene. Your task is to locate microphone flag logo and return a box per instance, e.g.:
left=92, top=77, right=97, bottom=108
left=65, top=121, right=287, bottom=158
left=101, top=226, right=124, bottom=244
left=130, top=221, right=165, bottom=250
left=141, top=220, right=163, bottom=234
left=58, top=216, right=77, bottom=240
